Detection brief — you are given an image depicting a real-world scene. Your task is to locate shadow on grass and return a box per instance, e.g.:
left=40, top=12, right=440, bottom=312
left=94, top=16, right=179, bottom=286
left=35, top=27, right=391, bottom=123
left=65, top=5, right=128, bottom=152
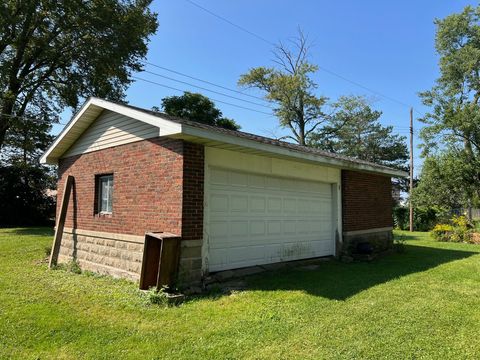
left=394, top=232, right=427, bottom=241
left=4, top=227, right=54, bottom=237
left=236, top=244, right=478, bottom=301
left=394, top=234, right=420, bottom=241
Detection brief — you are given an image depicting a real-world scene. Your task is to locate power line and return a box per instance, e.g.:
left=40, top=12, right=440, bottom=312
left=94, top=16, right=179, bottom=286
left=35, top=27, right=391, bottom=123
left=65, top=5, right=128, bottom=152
left=132, top=76, right=274, bottom=116
left=134, top=73, right=423, bottom=129
left=315, top=67, right=411, bottom=109
left=142, top=60, right=426, bottom=120
left=185, top=0, right=274, bottom=46
left=142, top=61, right=268, bottom=103
left=141, top=69, right=272, bottom=109
left=185, top=0, right=424, bottom=116
left=142, top=61, right=428, bottom=124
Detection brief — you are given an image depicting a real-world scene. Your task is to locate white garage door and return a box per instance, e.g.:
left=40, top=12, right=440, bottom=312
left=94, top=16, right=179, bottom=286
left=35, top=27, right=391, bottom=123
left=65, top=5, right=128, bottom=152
left=207, top=167, right=334, bottom=272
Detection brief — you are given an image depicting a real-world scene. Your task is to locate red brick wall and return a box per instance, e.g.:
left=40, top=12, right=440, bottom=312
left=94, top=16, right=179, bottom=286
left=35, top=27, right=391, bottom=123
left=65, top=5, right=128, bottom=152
left=182, top=142, right=204, bottom=240
left=57, top=138, right=204, bottom=237
left=341, top=170, right=393, bottom=232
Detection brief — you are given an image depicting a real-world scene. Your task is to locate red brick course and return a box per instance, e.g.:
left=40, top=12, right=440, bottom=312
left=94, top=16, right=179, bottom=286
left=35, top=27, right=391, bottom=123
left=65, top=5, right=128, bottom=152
left=182, top=142, right=204, bottom=240
left=341, top=170, right=393, bottom=232
left=57, top=138, right=204, bottom=238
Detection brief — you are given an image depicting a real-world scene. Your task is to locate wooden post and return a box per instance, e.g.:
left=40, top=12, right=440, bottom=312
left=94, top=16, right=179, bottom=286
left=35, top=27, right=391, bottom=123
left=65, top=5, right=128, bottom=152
left=49, top=175, right=74, bottom=268
left=409, top=108, right=414, bottom=232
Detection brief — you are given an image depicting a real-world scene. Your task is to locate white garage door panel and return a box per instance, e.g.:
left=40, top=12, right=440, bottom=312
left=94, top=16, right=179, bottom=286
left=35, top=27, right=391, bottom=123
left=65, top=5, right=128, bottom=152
left=207, top=168, right=335, bottom=272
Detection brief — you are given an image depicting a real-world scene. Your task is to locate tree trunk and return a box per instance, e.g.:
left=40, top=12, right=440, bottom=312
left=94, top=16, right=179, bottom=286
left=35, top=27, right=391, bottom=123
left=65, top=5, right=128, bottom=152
left=298, top=96, right=305, bottom=146
left=0, top=118, right=9, bottom=149
left=0, top=95, right=20, bottom=149
left=464, top=133, right=475, bottom=219
left=465, top=195, right=474, bottom=221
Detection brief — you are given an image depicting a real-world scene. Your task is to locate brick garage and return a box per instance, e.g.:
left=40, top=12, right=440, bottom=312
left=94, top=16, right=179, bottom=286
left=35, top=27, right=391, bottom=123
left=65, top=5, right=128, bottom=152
left=56, top=138, right=204, bottom=283
left=57, top=138, right=184, bottom=236
left=341, top=170, right=394, bottom=254
left=42, top=98, right=406, bottom=287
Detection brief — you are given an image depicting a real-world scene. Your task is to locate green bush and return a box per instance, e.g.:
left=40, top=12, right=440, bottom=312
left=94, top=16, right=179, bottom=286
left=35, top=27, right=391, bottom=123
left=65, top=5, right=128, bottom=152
left=393, top=206, right=408, bottom=230
left=450, top=215, right=472, bottom=243
left=414, top=207, right=437, bottom=231
left=0, top=164, right=56, bottom=226
left=147, top=286, right=171, bottom=306
left=52, top=259, right=82, bottom=274
left=431, top=224, right=454, bottom=242
left=431, top=215, right=472, bottom=243
left=393, top=206, right=447, bottom=231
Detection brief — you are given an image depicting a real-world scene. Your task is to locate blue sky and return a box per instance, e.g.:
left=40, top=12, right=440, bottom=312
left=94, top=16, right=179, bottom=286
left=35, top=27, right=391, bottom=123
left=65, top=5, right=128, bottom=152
left=56, top=0, right=476, bottom=173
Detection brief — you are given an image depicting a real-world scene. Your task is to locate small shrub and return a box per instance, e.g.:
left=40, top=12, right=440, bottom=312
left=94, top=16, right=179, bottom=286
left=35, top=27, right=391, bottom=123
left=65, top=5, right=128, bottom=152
left=393, top=206, right=408, bottom=230
left=431, top=224, right=454, bottom=242
left=393, top=205, right=448, bottom=231
left=473, top=220, right=480, bottom=232
left=451, top=215, right=472, bottom=229
left=44, top=246, right=52, bottom=258
left=414, top=207, right=442, bottom=232
left=450, top=215, right=472, bottom=243
left=146, top=286, right=185, bottom=306
left=52, top=259, right=82, bottom=274
left=431, top=216, right=473, bottom=243
left=66, top=260, right=82, bottom=274
left=148, top=286, right=170, bottom=306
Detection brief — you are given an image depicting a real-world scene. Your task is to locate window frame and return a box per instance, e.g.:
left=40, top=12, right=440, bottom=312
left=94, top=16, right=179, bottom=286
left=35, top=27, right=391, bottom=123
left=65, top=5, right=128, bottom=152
left=96, top=174, right=114, bottom=215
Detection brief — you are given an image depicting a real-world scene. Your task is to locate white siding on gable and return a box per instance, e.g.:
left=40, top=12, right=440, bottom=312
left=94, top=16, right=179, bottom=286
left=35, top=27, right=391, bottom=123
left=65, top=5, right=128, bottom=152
left=62, top=110, right=159, bottom=158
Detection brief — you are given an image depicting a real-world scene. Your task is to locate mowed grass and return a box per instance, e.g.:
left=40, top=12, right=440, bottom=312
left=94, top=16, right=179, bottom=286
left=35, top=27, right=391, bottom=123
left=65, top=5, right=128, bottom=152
left=1, top=229, right=480, bottom=359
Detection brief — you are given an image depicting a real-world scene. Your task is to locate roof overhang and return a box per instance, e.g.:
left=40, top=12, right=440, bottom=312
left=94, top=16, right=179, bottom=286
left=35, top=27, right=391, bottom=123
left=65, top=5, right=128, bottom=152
left=172, top=125, right=408, bottom=177
left=40, top=98, right=408, bottom=178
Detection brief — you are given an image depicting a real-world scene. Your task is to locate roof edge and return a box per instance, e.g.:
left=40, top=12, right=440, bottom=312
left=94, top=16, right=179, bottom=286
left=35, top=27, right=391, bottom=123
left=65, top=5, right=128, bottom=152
left=40, top=97, right=409, bottom=178
left=181, top=124, right=408, bottom=178
left=40, top=97, right=183, bottom=164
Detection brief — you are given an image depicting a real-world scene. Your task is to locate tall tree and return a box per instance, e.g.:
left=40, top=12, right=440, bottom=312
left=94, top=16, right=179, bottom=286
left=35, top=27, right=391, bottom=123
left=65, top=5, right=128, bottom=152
left=238, top=30, right=328, bottom=145
left=0, top=116, right=53, bottom=166
left=419, top=4, right=480, bottom=207
left=159, top=92, right=241, bottom=130
left=311, top=96, right=409, bottom=169
left=0, top=0, right=158, bottom=148
left=414, top=151, right=476, bottom=210
left=0, top=115, right=56, bottom=226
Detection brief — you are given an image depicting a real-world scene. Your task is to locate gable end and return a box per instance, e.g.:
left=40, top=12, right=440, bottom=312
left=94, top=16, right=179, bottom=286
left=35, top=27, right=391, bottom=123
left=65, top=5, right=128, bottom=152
left=62, top=110, right=159, bottom=158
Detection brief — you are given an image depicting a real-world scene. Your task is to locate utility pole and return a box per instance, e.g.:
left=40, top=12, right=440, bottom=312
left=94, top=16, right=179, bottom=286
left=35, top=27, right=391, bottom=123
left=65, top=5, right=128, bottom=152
left=409, top=108, right=414, bottom=232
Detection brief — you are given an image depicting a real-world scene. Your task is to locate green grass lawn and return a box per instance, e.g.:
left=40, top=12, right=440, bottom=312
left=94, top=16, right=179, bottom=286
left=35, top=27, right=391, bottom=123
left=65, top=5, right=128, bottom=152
left=1, top=228, right=480, bottom=359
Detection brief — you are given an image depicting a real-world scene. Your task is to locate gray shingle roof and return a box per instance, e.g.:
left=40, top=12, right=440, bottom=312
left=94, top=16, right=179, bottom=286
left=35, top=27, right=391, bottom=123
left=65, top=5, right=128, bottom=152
left=122, top=103, right=404, bottom=175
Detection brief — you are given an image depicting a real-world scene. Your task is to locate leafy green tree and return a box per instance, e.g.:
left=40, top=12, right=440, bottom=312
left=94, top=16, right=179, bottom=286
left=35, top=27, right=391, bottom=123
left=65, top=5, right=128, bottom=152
left=419, top=4, right=480, bottom=207
left=0, top=163, right=56, bottom=226
left=160, top=92, right=241, bottom=130
left=0, top=0, right=158, bottom=148
left=0, top=116, right=53, bottom=165
left=0, top=116, right=56, bottom=226
left=215, top=117, right=241, bottom=131
left=414, top=150, right=479, bottom=210
left=238, top=31, right=328, bottom=145
left=311, top=96, right=409, bottom=169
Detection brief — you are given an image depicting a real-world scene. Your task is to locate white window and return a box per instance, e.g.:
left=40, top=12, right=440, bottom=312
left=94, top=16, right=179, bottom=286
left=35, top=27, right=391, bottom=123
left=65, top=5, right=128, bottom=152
left=97, top=174, right=113, bottom=214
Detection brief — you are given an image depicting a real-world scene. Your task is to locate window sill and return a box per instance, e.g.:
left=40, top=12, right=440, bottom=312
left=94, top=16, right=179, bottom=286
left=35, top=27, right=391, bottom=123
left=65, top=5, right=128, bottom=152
left=95, top=212, right=113, bottom=218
